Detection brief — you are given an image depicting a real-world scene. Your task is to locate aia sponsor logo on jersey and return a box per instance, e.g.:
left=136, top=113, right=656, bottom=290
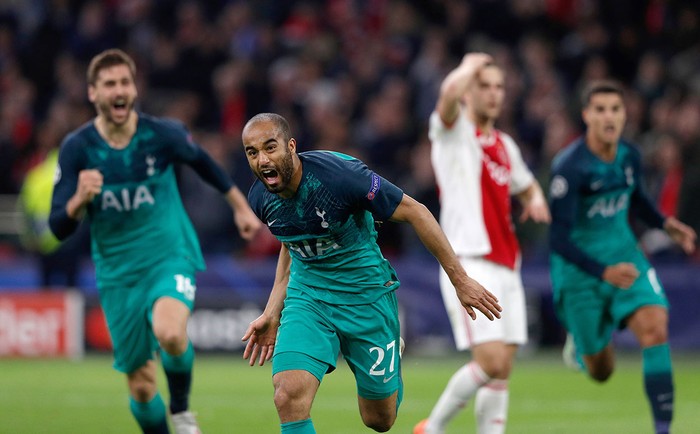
left=101, top=185, right=155, bottom=212
left=586, top=192, right=629, bottom=218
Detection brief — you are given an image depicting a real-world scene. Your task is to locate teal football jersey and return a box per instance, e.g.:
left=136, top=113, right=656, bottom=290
left=548, top=138, right=664, bottom=278
left=248, top=151, right=404, bottom=305
left=51, top=114, right=231, bottom=286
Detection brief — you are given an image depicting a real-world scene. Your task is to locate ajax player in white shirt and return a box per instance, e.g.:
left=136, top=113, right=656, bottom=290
left=414, top=53, right=551, bottom=434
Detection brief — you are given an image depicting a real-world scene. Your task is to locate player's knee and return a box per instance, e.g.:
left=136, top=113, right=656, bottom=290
left=361, top=411, right=396, bottom=432
left=273, top=384, right=310, bottom=417
left=481, top=358, right=512, bottom=379
left=155, top=329, right=187, bottom=354
left=475, top=350, right=513, bottom=379
left=128, top=379, right=157, bottom=402
left=639, top=326, right=668, bottom=347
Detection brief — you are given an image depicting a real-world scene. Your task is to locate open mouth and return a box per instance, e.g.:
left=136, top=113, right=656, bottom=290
left=112, top=100, right=128, bottom=115
left=603, top=124, right=617, bottom=134
left=260, top=168, right=280, bottom=186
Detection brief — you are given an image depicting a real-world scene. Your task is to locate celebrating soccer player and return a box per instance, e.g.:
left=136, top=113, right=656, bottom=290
left=239, top=112, right=502, bottom=433
left=49, top=48, right=261, bottom=434
left=548, top=79, right=696, bottom=434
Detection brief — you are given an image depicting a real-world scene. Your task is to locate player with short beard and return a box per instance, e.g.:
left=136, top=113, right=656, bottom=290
left=49, top=48, right=261, bottom=434
left=414, top=52, right=551, bottom=434
left=240, top=112, right=502, bottom=434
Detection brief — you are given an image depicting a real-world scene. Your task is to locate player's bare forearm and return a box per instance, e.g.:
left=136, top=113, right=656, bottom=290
left=663, top=216, right=697, bottom=255
left=241, top=245, right=290, bottom=366
left=517, top=182, right=551, bottom=223
left=390, top=194, right=501, bottom=320
left=266, top=244, right=291, bottom=320
left=436, top=53, right=493, bottom=124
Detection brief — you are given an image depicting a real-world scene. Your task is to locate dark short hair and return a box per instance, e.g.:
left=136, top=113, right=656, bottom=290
left=87, top=48, right=136, bottom=85
left=244, top=113, right=292, bottom=143
left=581, top=79, right=624, bottom=107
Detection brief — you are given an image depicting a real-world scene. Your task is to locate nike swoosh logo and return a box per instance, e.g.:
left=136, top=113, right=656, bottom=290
left=383, top=374, right=397, bottom=383
left=267, top=219, right=278, bottom=227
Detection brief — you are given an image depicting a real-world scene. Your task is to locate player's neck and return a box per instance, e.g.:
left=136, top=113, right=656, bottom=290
left=469, top=112, right=496, bottom=135
left=586, top=134, right=617, bottom=162
left=94, top=112, right=138, bottom=149
left=278, top=155, right=304, bottom=199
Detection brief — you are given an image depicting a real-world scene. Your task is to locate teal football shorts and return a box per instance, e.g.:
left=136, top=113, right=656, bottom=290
left=552, top=254, right=668, bottom=356
left=273, top=287, right=403, bottom=402
left=98, top=257, right=197, bottom=373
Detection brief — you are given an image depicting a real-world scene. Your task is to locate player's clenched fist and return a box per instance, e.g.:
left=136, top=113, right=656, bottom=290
left=77, top=169, right=103, bottom=203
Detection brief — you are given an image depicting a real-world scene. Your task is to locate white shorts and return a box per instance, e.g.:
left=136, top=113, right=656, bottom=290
left=440, top=256, right=527, bottom=350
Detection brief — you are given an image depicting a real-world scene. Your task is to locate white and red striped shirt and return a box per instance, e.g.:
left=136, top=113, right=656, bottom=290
left=429, top=111, right=534, bottom=269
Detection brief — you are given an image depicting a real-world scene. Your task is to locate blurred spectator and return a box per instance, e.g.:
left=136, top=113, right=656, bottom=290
left=0, top=0, right=696, bottom=263
left=18, top=145, right=88, bottom=288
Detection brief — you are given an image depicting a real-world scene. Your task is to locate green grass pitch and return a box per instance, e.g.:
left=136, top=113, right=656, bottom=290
left=1, top=350, right=698, bottom=433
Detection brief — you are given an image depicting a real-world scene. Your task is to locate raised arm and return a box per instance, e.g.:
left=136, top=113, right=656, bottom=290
left=389, top=194, right=501, bottom=320
left=436, top=52, right=493, bottom=125
left=242, top=243, right=290, bottom=366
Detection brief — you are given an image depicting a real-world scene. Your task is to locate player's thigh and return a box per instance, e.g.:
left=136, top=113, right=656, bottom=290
left=99, top=282, right=158, bottom=374
left=338, top=291, right=402, bottom=402
left=358, top=391, right=399, bottom=429
left=440, top=258, right=527, bottom=349
left=558, top=275, right=614, bottom=356
left=613, top=265, right=669, bottom=327
left=272, top=291, right=339, bottom=382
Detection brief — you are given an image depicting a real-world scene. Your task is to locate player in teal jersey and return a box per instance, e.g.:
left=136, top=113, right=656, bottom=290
left=548, top=80, right=696, bottom=434
left=239, top=113, right=502, bottom=433
left=48, top=49, right=261, bottom=434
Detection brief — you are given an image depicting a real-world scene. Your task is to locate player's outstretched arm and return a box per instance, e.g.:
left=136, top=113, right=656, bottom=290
left=225, top=186, right=261, bottom=241
left=664, top=216, right=697, bottom=255
left=242, top=244, right=290, bottom=366
left=517, top=181, right=551, bottom=223
left=390, top=194, right=501, bottom=320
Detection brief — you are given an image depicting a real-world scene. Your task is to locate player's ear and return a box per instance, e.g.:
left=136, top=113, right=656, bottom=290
left=288, top=138, right=297, bottom=154
left=88, top=85, right=96, bottom=103
left=581, top=107, right=590, bottom=125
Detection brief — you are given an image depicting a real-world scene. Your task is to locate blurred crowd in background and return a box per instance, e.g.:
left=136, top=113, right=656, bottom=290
left=1, top=0, right=699, bottom=268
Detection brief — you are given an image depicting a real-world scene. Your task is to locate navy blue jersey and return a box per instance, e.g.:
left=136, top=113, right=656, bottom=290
left=49, top=113, right=233, bottom=286
left=549, top=138, right=665, bottom=279
left=248, top=151, right=404, bottom=305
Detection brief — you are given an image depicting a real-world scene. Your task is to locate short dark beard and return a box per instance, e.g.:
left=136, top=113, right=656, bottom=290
left=261, top=149, right=295, bottom=194
left=97, top=99, right=135, bottom=125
